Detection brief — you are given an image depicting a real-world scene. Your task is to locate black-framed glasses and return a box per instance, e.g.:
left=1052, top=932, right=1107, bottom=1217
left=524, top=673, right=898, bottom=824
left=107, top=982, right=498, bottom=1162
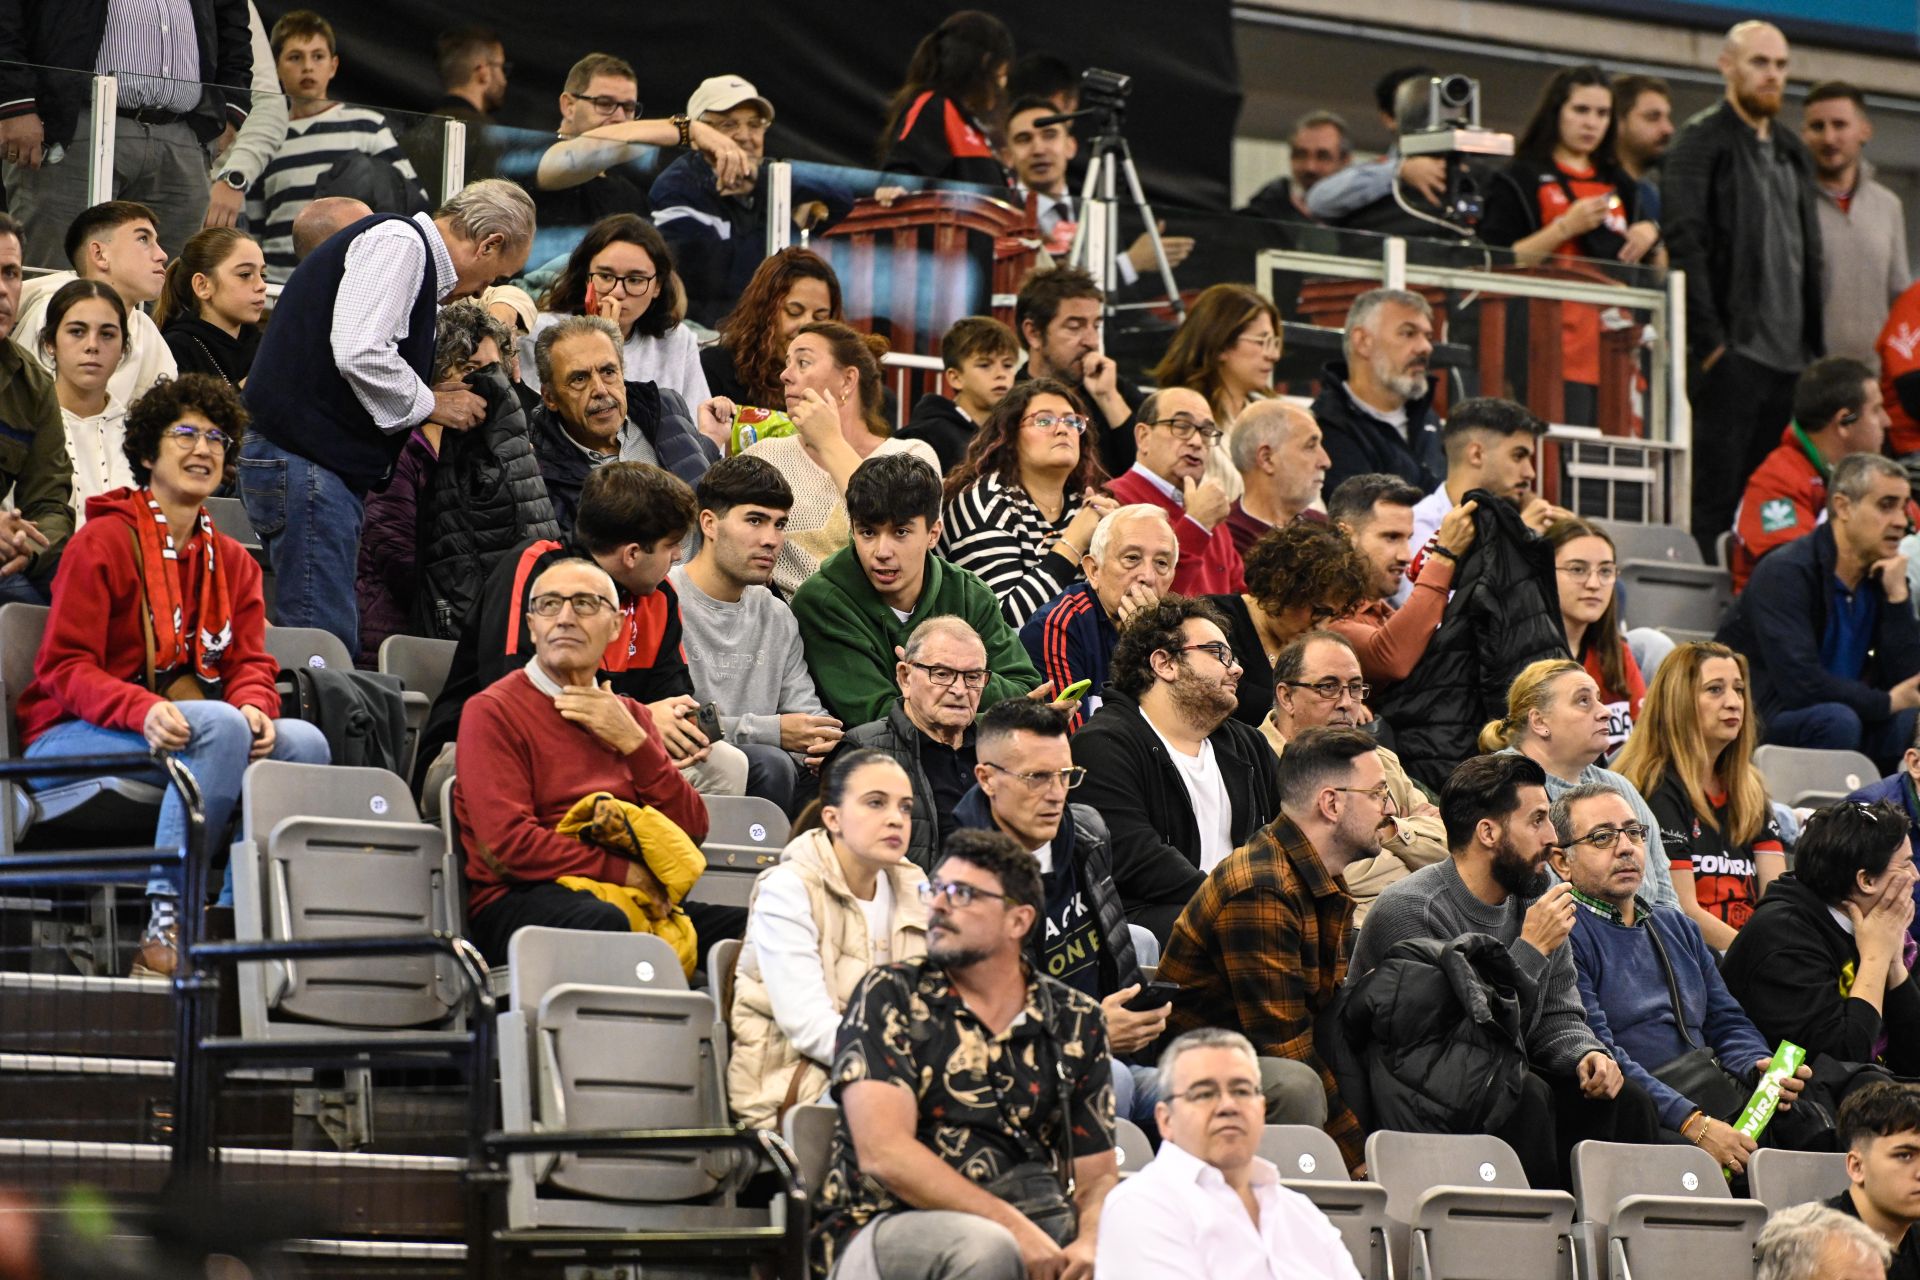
left=1284, top=678, right=1370, bottom=702
left=1022, top=411, right=1089, bottom=435
left=573, top=93, right=641, bottom=118
left=1148, top=415, right=1224, bottom=446
left=918, top=879, right=1012, bottom=908
left=1171, top=1081, right=1263, bottom=1106
left=1179, top=641, right=1240, bottom=670
left=1566, top=822, right=1650, bottom=850
left=164, top=424, right=230, bottom=451
left=529, top=591, right=617, bottom=618
left=984, top=761, right=1087, bottom=791
left=1333, top=783, right=1396, bottom=811
left=907, top=662, right=989, bottom=690
left=587, top=267, right=657, bottom=294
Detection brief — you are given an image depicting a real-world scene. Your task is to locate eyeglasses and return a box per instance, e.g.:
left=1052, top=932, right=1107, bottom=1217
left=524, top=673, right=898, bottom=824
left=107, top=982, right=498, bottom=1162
left=1149, top=415, right=1224, bottom=446
left=1557, top=562, right=1618, bottom=584
left=984, top=761, right=1087, bottom=791
left=1022, top=411, right=1090, bottom=435
left=918, top=879, right=1013, bottom=908
left=701, top=112, right=771, bottom=136
left=907, top=662, right=989, bottom=690
left=1180, top=641, right=1241, bottom=670
left=1566, top=822, right=1651, bottom=850
left=1234, top=333, right=1282, bottom=356
left=529, top=591, right=617, bottom=618
left=587, top=268, right=657, bottom=294
left=163, top=424, right=230, bottom=450
left=1171, top=1082, right=1263, bottom=1106
left=1333, top=783, right=1397, bottom=811
left=1283, top=678, right=1370, bottom=702
left=573, top=93, right=641, bottom=119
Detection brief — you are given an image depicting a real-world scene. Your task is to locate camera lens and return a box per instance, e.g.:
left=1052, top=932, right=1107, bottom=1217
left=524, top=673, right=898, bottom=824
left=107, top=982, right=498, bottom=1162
left=1438, top=75, right=1475, bottom=109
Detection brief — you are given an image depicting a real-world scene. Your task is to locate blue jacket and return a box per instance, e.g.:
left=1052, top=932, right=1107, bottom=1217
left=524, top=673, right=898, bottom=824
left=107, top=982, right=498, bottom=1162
left=1019, top=582, right=1115, bottom=733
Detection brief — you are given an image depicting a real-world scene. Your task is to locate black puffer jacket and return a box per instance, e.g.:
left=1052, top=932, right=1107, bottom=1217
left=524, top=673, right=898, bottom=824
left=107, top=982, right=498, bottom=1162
left=1376, top=489, right=1569, bottom=789
left=415, top=367, right=561, bottom=640
left=1323, top=933, right=1535, bottom=1136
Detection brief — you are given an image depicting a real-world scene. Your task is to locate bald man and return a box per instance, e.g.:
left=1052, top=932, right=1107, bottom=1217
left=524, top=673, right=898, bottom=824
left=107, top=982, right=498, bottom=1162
left=291, top=196, right=373, bottom=262
left=1665, top=20, right=1824, bottom=554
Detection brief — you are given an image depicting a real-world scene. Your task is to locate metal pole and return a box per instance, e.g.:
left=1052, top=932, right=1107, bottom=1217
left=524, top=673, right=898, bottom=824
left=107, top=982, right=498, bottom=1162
left=439, top=118, right=467, bottom=202
left=88, top=74, right=118, bottom=206
left=766, top=161, right=792, bottom=257
left=1384, top=236, right=1407, bottom=292
left=1667, top=269, right=1691, bottom=532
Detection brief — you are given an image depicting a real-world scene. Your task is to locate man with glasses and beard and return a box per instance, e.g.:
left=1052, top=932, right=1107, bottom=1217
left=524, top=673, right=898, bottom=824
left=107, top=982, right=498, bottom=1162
left=1072, top=596, right=1282, bottom=944
left=1349, top=752, right=1659, bottom=1190
left=813, top=828, right=1117, bottom=1280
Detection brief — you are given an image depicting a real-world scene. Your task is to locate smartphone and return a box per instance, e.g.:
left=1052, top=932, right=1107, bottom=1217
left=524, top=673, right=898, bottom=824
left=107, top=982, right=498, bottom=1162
left=1054, top=678, right=1093, bottom=704
left=694, top=701, right=725, bottom=744
left=1124, top=980, right=1181, bottom=1012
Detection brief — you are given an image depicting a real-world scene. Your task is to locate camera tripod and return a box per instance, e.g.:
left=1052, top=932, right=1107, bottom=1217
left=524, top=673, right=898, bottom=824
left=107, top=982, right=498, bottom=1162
left=1066, top=108, right=1185, bottom=322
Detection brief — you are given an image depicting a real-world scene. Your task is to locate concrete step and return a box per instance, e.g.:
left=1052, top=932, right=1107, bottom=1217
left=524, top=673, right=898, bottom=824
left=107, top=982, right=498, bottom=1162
left=0, top=972, right=172, bottom=1058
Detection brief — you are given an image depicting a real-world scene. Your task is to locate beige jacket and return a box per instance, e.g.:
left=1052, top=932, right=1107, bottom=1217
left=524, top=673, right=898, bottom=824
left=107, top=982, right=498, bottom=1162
left=727, top=828, right=930, bottom=1129
left=1261, top=712, right=1448, bottom=921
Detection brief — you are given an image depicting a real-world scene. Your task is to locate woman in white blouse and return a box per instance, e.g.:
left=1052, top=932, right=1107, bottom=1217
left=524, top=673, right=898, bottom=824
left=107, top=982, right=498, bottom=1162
left=39, top=279, right=134, bottom=519
left=726, top=749, right=929, bottom=1130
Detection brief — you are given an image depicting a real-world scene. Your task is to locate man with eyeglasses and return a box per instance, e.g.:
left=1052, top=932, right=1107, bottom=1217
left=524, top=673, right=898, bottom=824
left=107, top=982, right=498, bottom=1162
left=454, top=556, right=710, bottom=966
left=952, top=699, right=1164, bottom=1130
left=1096, top=1028, right=1364, bottom=1280
left=1548, top=781, right=1817, bottom=1169
left=1106, top=387, right=1244, bottom=596
left=816, top=828, right=1117, bottom=1280
left=1072, top=595, right=1281, bottom=944
left=1261, top=633, right=1446, bottom=919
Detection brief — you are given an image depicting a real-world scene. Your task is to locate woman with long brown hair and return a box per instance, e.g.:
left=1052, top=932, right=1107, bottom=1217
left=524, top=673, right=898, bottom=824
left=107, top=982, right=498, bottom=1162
left=703, top=248, right=843, bottom=409
left=1614, top=643, right=1783, bottom=949
left=1149, top=283, right=1283, bottom=500
left=155, top=226, right=267, bottom=388
left=1545, top=515, right=1645, bottom=755
left=877, top=9, right=1015, bottom=187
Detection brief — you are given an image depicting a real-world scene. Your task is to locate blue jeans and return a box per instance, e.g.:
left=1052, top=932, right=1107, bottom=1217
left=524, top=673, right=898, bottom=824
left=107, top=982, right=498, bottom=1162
left=26, top=701, right=330, bottom=898
left=1765, top=702, right=1919, bottom=775
left=237, top=435, right=365, bottom=656
left=739, top=742, right=801, bottom=814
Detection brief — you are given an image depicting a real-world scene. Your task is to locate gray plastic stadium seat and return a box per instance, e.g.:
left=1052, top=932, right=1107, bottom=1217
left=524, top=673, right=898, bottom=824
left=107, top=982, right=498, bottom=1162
left=1753, top=744, right=1880, bottom=808
left=264, top=623, right=354, bottom=675
left=1114, top=1117, right=1153, bottom=1176
left=1618, top=560, right=1733, bottom=637
left=706, top=936, right=741, bottom=1017
left=689, top=795, right=791, bottom=908
left=507, top=924, right=688, bottom=1004
left=1573, top=1140, right=1766, bottom=1280
left=781, top=1101, right=836, bottom=1195
left=377, top=635, right=457, bottom=778
left=1366, top=1130, right=1576, bottom=1280
left=229, top=760, right=462, bottom=1038
left=1747, top=1148, right=1850, bottom=1213
left=0, top=603, right=164, bottom=853
left=1607, top=524, right=1703, bottom=566
left=1260, top=1125, right=1391, bottom=1280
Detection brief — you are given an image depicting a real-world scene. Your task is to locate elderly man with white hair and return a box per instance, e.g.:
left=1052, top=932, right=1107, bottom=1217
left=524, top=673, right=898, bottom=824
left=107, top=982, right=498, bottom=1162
left=1310, top=288, right=1444, bottom=496
left=1758, top=1202, right=1892, bottom=1280
left=242, top=178, right=536, bottom=654
left=1224, top=399, right=1331, bottom=559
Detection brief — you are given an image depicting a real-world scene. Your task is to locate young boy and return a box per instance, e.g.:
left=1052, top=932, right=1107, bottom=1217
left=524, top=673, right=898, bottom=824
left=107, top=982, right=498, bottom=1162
left=1829, top=1082, right=1920, bottom=1280
left=901, top=315, right=1020, bottom=471
left=250, top=10, right=429, bottom=281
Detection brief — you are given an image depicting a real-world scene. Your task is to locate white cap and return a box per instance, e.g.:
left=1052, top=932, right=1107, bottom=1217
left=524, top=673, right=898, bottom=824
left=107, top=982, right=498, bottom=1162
left=686, top=74, right=773, bottom=122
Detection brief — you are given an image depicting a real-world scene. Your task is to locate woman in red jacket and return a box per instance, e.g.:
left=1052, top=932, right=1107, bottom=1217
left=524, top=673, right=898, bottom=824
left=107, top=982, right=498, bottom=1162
left=17, top=374, right=330, bottom=976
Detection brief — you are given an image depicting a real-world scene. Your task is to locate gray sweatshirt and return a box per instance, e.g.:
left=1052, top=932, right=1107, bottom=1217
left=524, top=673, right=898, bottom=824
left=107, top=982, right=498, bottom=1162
left=1348, top=857, right=1606, bottom=1074
left=1814, top=165, right=1911, bottom=369
left=670, top=565, right=829, bottom=748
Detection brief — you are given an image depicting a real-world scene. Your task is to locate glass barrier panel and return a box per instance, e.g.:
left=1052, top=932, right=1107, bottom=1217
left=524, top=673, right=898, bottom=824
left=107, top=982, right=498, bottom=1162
left=0, top=62, right=113, bottom=273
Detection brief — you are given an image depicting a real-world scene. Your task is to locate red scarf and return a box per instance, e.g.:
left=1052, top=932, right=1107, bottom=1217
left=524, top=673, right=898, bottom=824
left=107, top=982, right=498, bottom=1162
left=132, top=488, right=233, bottom=689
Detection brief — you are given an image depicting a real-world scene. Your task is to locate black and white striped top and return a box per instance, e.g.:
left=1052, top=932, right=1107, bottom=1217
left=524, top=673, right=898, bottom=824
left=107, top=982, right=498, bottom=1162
left=940, top=472, right=1087, bottom=628
left=247, top=104, right=424, bottom=281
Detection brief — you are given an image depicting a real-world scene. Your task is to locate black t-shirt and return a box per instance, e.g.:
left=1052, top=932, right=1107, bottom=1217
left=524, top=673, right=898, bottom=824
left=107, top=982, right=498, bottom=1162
left=1647, top=771, right=1784, bottom=931
left=1828, top=1190, right=1920, bottom=1280
left=918, top=739, right=978, bottom=851
left=1036, top=848, right=1103, bottom=1000
left=532, top=169, right=650, bottom=242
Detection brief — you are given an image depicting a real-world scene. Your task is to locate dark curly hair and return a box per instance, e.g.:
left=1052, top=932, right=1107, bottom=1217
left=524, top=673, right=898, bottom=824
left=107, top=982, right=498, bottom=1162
left=942, top=376, right=1104, bottom=502
left=937, top=827, right=1042, bottom=912
left=1109, top=594, right=1230, bottom=700
left=716, top=248, right=843, bottom=408
left=123, top=373, right=247, bottom=487
left=1795, top=799, right=1910, bottom=906
left=539, top=213, right=680, bottom=339
left=1242, top=521, right=1372, bottom=622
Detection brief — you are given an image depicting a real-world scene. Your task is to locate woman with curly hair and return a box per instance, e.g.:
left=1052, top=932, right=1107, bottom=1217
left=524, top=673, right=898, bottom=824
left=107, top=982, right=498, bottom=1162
left=701, top=248, right=843, bottom=410
left=17, top=374, right=330, bottom=976
left=939, top=378, right=1114, bottom=626
left=1210, top=520, right=1373, bottom=728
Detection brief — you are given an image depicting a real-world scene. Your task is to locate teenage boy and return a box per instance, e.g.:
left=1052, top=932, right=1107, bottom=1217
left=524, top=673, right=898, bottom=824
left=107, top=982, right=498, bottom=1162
left=14, top=201, right=176, bottom=406
left=902, top=316, right=1021, bottom=472
left=1828, top=1082, right=1920, bottom=1280
left=793, top=452, right=1044, bottom=727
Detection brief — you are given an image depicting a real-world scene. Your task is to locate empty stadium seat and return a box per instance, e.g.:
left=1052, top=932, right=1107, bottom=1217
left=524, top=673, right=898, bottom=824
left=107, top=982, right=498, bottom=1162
left=1114, top=1117, right=1153, bottom=1176
left=1619, top=559, right=1733, bottom=638
left=1753, top=744, right=1880, bottom=808
left=1608, top=524, right=1704, bottom=566
left=1366, top=1130, right=1577, bottom=1280
left=1572, top=1140, right=1767, bottom=1280
left=1260, top=1124, right=1391, bottom=1280
left=687, top=795, right=790, bottom=908
left=781, top=1101, right=837, bottom=1195
left=377, top=635, right=457, bottom=779
left=1747, top=1148, right=1850, bottom=1214
left=264, top=624, right=354, bottom=675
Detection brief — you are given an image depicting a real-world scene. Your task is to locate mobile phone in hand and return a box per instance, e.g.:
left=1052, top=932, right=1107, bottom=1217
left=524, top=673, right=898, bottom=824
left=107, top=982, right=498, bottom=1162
left=1124, top=980, right=1180, bottom=1012
left=694, top=701, right=724, bottom=744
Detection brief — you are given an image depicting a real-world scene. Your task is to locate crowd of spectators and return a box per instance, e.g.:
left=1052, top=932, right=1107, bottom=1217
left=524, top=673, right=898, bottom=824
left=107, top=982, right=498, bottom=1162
left=10, top=7, right=1920, bottom=1276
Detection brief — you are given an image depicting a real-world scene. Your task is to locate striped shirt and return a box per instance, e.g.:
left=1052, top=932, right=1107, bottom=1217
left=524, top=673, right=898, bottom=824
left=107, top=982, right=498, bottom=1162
left=940, top=472, right=1086, bottom=627
left=247, top=104, right=424, bottom=281
left=97, top=0, right=202, bottom=112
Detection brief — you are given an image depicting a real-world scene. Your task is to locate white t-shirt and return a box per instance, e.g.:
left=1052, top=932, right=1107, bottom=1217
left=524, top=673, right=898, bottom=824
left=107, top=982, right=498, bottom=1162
left=1150, top=724, right=1234, bottom=872
left=856, top=874, right=896, bottom=965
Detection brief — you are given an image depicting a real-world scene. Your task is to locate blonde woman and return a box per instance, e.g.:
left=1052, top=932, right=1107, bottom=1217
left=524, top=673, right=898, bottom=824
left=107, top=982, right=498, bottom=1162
left=1615, top=643, right=1783, bottom=950
left=1480, top=658, right=1680, bottom=910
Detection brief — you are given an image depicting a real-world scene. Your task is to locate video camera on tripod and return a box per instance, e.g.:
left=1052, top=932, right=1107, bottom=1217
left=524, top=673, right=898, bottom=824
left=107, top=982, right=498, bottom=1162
left=1395, top=74, right=1515, bottom=229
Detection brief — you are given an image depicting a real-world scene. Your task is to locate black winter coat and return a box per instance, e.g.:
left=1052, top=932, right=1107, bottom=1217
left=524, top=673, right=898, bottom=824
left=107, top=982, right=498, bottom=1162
left=415, top=368, right=560, bottom=640
left=1311, top=359, right=1445, bottom=497
left=528, top=379, right=718, bottom=536
left=1376, top=488, right=1570, bottom=790
left=1324, top=933, right=1536, bottom=1135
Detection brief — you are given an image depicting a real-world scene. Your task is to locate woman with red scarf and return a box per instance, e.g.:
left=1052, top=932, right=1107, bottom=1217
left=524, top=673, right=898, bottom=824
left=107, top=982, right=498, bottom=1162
left=16, top=374, right=329, bottom=977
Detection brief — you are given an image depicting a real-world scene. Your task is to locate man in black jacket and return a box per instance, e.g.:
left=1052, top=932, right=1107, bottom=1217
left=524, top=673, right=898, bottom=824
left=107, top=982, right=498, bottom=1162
left=1015, top=266, right=1144, bottom=477
left=1071, top=595, right=1281, bottom=944
left=0, top=0, right=252, bottom=268
left=953, top=698, right=1164, bottom=1128
left=1664, top=20, right=1824, bottom=551
left=1313, top=289, right=1444, bottom=497
left=1717, top=454, right=1920, bottom=772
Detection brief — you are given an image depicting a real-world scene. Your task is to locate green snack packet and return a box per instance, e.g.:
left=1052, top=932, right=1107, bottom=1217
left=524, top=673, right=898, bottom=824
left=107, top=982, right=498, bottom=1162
left=1725, top=1039, right=1805, bottom=1176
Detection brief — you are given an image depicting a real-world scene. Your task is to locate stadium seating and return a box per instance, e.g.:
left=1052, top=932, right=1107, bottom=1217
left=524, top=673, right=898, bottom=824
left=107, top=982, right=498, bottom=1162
left=1366, top=1130, right=1577, bottom=1280
left=1572, top=1139, right=1767, bottom=1280
left=1753, top=744, right=1880, bottom=808
left=1259, top=1124, right=1392, bottom=1279
left=1747, top=1148, right=1851, bottom=1214
left=1114, top=1117, right=1154, bottom=1176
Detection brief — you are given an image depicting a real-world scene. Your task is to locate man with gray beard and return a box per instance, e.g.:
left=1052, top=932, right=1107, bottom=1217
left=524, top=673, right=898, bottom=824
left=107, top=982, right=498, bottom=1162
left=1312, top=288, right=1445, bottom=495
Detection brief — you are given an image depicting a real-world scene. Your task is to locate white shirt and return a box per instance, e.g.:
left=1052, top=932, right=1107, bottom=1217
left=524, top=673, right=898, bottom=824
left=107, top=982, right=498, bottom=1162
left=60, top=397, right=134, bottom=519
left=1127, top=462, right=1212, bottom=538
left=331, top=212, right=456, bottom=433
left=857, top=875, right=895, bottom=966
left=1149, top=722, right=1233, bottom=873
left=746, top=856, right=906, bottom=1066
left=1400, top=484, right=1455, bottom=608
left=1345, top=383, right=1409, bottom=440
left=17, top=272, right=176, bottom=410
left=1095, top=1140, right=1362, bottom=1280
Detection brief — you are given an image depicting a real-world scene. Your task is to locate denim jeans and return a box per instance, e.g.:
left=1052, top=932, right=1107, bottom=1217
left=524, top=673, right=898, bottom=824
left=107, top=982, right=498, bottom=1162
left=739, top=742, right=801, bottom=813
left=26, top=701, right=330, bottom=899
left=237, top=435, right=365, bottom=656
left=830, top=1211, right=1024, bottom=1280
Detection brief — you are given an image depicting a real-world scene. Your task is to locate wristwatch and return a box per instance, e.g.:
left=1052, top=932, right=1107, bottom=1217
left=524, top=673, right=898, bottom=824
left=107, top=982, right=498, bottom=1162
left=671, top=114, right=692, bottom=148
left=217, top=169, right=247, bottom=190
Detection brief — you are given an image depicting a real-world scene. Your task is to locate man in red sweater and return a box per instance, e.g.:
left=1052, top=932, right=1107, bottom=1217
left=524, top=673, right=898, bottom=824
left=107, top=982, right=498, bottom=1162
left=455, top=557, right=712, bottom=964
left=1105, top=387, right=1244, bottom=596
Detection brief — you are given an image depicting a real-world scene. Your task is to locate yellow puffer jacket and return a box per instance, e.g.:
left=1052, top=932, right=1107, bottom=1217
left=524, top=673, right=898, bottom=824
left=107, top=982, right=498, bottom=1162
left=555, top=792, right=707, bottom=977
